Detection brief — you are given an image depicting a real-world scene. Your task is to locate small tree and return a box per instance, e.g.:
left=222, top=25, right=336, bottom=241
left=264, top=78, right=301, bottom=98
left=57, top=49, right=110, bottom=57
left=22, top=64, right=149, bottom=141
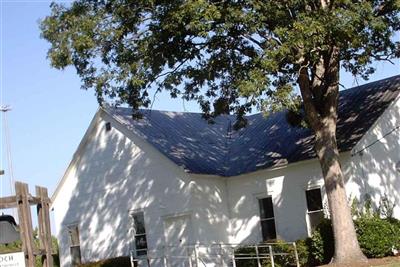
left=40, top=0, right=400, bottom=264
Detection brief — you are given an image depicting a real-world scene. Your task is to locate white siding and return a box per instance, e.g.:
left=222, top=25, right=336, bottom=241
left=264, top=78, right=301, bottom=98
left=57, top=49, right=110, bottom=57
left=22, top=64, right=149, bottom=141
left=227, top=96, right=400, bottom=243
left=227, top=158, right=326, bottom=243
left=52, top=110, right=230, bottom=267
left=347, top=95, right=400, bottom=218
left=53, top=96, right=400, bottom=266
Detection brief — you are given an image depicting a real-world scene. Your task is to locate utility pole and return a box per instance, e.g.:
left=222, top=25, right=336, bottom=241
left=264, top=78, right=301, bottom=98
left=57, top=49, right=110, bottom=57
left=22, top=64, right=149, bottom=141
left=0, top=106, right=10, bottom=176
left=1, top=105, right=14, bottom=197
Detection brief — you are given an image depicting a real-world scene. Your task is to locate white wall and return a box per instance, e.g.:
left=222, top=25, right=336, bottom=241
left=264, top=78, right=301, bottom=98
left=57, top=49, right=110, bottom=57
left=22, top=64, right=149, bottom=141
left=226, top=158, right=327, bottom=243
left=347, top=95, right=400, bottom=218
left=226, top=96, right=400, bottom=243
left=52, top=110, right=230, bottom=267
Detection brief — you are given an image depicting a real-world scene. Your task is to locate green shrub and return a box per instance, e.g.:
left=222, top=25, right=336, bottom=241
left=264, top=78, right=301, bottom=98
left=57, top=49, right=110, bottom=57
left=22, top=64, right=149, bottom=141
left=307, top=217, right=400, bottom=264
left=78, top=256, right=131, bottom=267
left=295, top=239, right=311, bottom=267
left=234, top=240, right=307, bottom=267
left=387, top=218, right=400, bottom=252
left=355, top=217, right=399, bottom=258
left=309, top=218, right=334, bottom=265
left=272, top=240, right=307, bottom=267
left=234, top=246, right=259, bottom=267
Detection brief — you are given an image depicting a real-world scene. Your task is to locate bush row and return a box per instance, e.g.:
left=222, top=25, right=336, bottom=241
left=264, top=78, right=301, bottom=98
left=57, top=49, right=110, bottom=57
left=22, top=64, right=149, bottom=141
left=308, top=217, right=400, bottom=265
left=234, top=216, right=400, bottom=267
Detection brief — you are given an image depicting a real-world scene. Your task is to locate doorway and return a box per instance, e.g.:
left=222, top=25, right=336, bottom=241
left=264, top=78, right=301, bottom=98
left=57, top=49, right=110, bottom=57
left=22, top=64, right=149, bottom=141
left=163, top=214, right=192, bottom=267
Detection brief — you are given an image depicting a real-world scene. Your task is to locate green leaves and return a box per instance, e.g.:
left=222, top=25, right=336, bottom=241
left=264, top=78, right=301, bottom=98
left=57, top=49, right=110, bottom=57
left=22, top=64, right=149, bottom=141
left=40, top=0, right=400, bottom=123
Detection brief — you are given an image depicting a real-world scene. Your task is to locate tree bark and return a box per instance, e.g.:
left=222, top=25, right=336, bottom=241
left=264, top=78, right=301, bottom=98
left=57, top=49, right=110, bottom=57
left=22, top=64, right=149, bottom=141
left=298, top=47, right=367, bottom=264
left=315, top=118, right=367, bottom=264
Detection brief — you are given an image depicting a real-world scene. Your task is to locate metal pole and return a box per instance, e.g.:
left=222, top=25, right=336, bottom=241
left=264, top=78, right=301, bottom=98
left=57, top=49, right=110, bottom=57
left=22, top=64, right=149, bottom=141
left=293, top=242, right=300, bottom=267
left=194, top=244, right=199, bottom=267
left=219, top=244, right=223, bottom=266
left=187, top=246, right=193, bottom=267
left=255, top=245, right=262, bottom=267
left=130, top=251, right=135, bottom=267
left=163, top=255, right=168, bottom=267
left=163, top=246, right=168, bottom=267
left=269, top=245, right=275, bottom=267
left=231, top=247, right=237, bottom=267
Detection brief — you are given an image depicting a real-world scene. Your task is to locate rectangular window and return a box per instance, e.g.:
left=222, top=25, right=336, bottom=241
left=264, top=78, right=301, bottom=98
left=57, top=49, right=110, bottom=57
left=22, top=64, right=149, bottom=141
left=131, top=212, right=148, bottom=256
left=67, top=225, right=81, bottom=266
left=258, top=197, right=277, bottom=241
left=306, top=188, right=323, bottom=212
left=306, top=188, right=324, bottom=232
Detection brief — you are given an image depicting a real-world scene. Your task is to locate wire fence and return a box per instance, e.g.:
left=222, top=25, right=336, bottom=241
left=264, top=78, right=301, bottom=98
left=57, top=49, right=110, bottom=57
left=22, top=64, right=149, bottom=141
left=131, top=242, right=300, bottom=267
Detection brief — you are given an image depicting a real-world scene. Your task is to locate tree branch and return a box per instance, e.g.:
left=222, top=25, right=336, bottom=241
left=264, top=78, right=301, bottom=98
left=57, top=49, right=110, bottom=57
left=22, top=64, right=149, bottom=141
left=298, top=66, right=322, bottom=131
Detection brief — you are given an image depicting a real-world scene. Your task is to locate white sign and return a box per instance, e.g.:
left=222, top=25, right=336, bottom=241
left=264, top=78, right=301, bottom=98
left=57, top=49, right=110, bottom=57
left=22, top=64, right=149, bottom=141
left=0, top=252, right=25, bottom=267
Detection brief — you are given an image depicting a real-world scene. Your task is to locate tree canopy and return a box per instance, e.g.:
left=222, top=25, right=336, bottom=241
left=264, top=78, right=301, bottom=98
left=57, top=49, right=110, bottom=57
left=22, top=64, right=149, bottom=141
left=41, top=1, right=400, bottom=264
left=41, top=0, right=400, bottom=127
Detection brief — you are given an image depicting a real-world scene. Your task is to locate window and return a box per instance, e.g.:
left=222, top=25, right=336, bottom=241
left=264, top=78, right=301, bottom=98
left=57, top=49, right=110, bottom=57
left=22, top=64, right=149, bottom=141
left=305, top=188, right=324, bottom=232
left=258, top=197, right=277, bottom=241
left=131, top=212, right=148, bottom=256
left=67, top=224, right=81, bottom=266
left=105, top=122, right=112, bottom=131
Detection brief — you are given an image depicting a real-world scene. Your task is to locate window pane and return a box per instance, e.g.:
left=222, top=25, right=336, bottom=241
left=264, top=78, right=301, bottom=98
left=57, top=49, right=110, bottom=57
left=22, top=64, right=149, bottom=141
left=70, top=246, right=82, bottom=266
left=135, top=234, right=148, bottom=251
left=259, top=197, right=274, bottom=219
left=261, top=220, right=276, bottom=241
left=306, top=188, right=323, bottom=212
left=132, top=212, right=146, bottom=234
left=68, top=225, right=80, bottom=246
left=131, top=212, right=148, bottom=256
left=308, top=210, right=324, bottom=232
left=136, top=249, right=147, bottom=256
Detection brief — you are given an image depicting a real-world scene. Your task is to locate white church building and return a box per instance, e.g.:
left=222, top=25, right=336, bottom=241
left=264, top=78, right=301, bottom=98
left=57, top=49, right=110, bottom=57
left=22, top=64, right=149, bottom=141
left=51, top=75, right=400, bottom=267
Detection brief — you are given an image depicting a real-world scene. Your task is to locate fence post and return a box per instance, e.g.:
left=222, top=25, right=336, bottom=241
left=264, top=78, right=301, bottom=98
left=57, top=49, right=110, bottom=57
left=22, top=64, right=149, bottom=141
left=187, top=246, right=193, bottom=267
left=255, top=245, right=262, bottom=267
left=269, top=245, right=275, bottom=267
left=163, top=246, right=168, bottom=267
left=15, top=182, right=35, bottom=267
left=231, top=247, right=237, bottom=267
left=219, top=244, right=224, bottom=267
left=36, top=186, right=54, bottom=267
left=293, top=242, right=300, bottom=267
left=130, top=251, right=135, bottom=267
left=194, top=244, right=199, bottom=267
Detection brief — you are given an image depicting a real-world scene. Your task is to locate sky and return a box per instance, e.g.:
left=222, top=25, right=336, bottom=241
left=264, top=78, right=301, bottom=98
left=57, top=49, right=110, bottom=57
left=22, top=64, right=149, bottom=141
left=0, top=0, right=399, bottom=203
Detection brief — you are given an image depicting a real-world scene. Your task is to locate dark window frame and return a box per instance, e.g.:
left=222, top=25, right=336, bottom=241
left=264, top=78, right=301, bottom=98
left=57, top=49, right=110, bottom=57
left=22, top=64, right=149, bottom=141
left=305, top=188, right=324, bottom=213
left=67, top=224, right=82, bottom=266
left=305, top=187, right=325, bottom=235
left=258, top=196, right=277, bottom=241
left=131, top=211, right=148, bottom=256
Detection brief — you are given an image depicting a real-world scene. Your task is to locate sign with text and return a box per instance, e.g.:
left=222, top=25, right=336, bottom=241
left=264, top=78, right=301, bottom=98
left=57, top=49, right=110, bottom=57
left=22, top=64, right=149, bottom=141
left=0, top=252, right=25, bottom=267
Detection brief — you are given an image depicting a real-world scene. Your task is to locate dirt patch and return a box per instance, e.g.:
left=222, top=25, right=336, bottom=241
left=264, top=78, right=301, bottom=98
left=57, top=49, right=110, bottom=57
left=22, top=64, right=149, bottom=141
left=318, top=256, right=400, bottom=267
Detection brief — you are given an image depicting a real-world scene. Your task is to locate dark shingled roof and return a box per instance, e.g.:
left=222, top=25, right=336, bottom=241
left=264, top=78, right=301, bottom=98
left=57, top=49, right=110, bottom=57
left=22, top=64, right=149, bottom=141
left=106, top=75, right=400, bottom=177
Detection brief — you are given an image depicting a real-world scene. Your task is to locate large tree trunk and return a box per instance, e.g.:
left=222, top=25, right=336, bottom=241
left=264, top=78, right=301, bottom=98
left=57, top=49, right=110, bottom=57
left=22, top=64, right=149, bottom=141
left=315, top=118, right=366, bottom=264
left=298, top=46, right=367, bottom=264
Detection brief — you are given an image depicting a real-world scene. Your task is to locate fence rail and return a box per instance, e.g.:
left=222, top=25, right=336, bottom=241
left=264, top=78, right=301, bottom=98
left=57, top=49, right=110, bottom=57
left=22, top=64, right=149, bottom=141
left=130, top=242, right=300, bottom=267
